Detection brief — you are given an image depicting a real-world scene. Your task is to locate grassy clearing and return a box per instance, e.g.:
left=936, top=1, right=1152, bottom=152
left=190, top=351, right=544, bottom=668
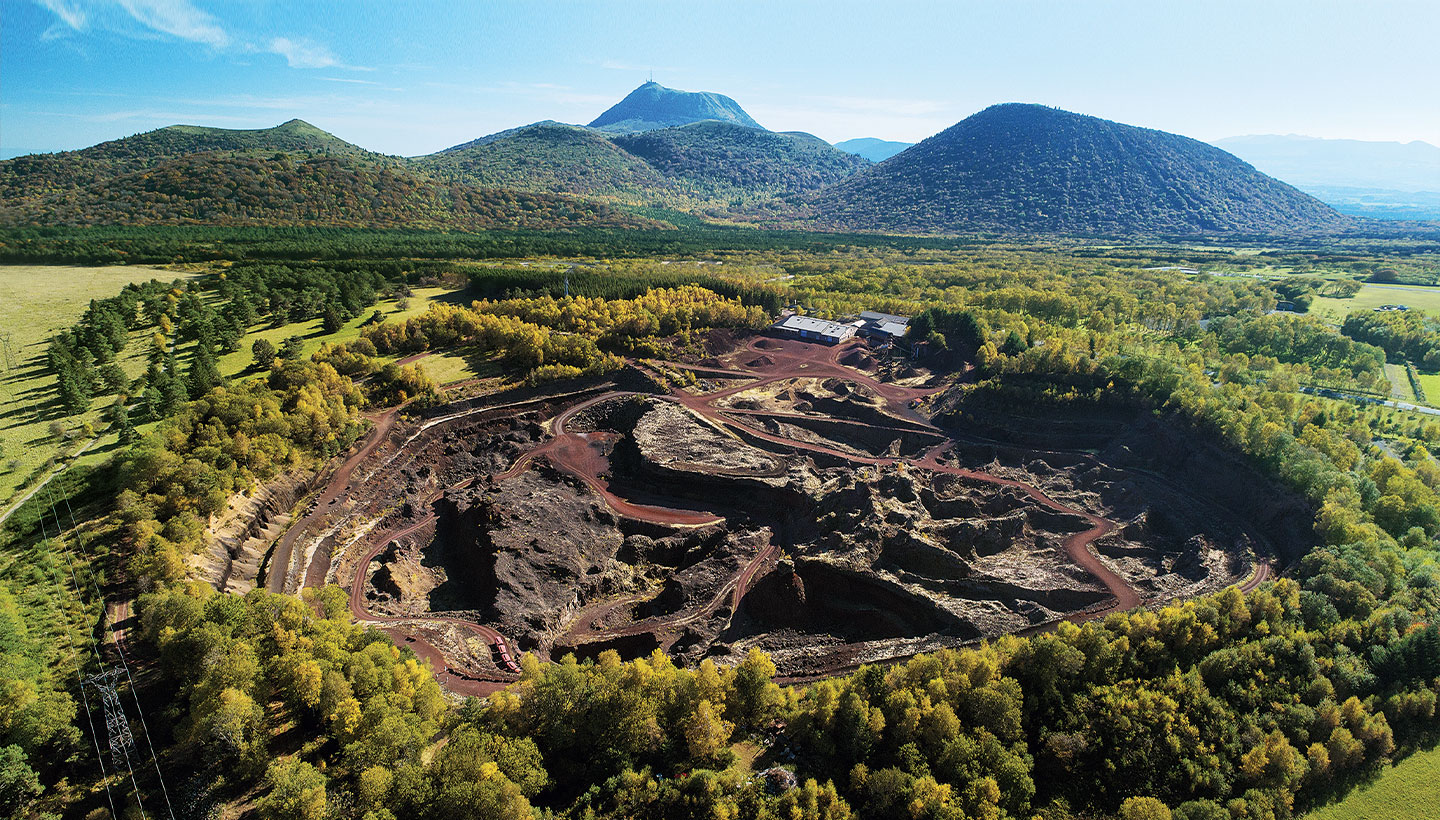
left=1414, top=371, right=1440, bottom=403
left=1310, top=283, right=1440, bottom=322
left=412, top=349, right=506, bottom=386
left=0, top=264, right=198, bottom=507
left=216, top=286, right=463, bottom=379
left=0, top=271, right=480, bottom=513
left=1383, top=363, right=1416, bottom=401
left=1306, top=746, right=1440, bottom=820
left=730, top=740, right=764, bottom=774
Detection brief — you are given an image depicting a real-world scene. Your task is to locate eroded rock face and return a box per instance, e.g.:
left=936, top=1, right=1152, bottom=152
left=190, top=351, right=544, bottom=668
left=443, top=466, right=629, bottom=646
left=341, top=365, right=1305, bottom=677
left=379, top=395, right=1241, bottom=672
left=632, top=400, right=785, bottom=478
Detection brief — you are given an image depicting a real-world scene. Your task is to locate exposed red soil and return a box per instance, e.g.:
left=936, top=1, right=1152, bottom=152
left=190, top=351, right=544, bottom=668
left=266, top=407, right=402, bottom=593
left=277, top=333, right=1276, bottom=694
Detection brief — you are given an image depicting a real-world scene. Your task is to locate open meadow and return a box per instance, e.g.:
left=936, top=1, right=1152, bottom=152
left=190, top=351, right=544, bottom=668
left=0, top=264, right=197, bottom=511
left=0, top=266, right=486, bottom=519
left=1308, top=746, right=1440, bottom=820
left=1309, top=282, right=1440, bottom=322
left=213, top=284, right=468, bottom=379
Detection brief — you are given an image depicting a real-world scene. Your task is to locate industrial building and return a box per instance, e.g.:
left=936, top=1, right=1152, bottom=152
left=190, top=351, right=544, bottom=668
left=857, top=310, right=910, bottom=340
left=771, top=314, right=858, bottom=345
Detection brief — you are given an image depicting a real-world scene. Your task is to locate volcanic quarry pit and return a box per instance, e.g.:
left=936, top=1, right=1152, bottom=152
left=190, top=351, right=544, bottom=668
left=293, top=335, right=1310, bottom=688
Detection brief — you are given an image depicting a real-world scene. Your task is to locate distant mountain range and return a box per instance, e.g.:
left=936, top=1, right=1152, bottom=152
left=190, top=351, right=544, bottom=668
left=833, top=138, right=913, bottom=162
left=611, top=122, right=868, bottom=202
left=1, top=81, right=1395, bottom=237
left=78, top=118, right=373, bottom=159
left=1214, top=134, right=1440, bottom=220
left=418, top=122, right=675, bottom=201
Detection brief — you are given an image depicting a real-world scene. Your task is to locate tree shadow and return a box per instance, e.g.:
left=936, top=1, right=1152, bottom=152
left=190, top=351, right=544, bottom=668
left=460, top=348, right=505, bottom=381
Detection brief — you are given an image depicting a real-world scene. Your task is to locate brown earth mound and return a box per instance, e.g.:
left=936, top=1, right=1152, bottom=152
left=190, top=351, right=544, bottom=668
left=839, top=349, right=878, bottom=370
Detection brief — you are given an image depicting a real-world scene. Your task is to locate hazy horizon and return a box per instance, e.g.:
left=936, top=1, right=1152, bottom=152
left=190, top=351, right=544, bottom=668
left=4, top=0, right=1439, bottom=159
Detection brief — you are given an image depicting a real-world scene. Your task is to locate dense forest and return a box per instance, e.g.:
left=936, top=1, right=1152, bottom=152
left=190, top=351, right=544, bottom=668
left=361, top=285, right=769, bottom=379
left=1, top=111, right=871, bottom=230
left=612, top=121, right=869, bottom=204
left=0, top=151, right=658, bottom=231
left=4, top=237, right=1440, bottom=820
left=38, top=119, right=370, bottom=162
left=418, top=123, right=681, bottom=202
left=6, top=225, right=1437, bottom=268
left=1341, top=309, right=1440, bottom=368
left=810, top=104, right=1353, bottom=236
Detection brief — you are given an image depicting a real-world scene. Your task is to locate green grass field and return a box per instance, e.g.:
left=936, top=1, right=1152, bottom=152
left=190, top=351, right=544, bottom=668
left=1383, top=363, right=1416, bottom=401
left=215, top=285, right=462, bottom=379
left=410, top=349, right=505, bottom=386
left=1414, top=371, right=1440, bottom=404
left=1310, top=283, right=1440, bottom=322
left=1306, top=746, right=1440, bottom=820
left=0, top=270, right=484, bottom=515
left=0, top=264, right=198, bottom=508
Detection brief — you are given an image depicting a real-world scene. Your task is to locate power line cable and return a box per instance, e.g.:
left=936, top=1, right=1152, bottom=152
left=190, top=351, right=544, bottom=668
left=41, top=488, right=148, bottom=820
left=54, top=488, right=178, bottom=820
left=35, top=513, right=120, bottom=820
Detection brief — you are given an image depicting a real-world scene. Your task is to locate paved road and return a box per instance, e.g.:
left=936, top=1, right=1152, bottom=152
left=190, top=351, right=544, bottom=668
left=1301, top=385, right=1440, bottom=416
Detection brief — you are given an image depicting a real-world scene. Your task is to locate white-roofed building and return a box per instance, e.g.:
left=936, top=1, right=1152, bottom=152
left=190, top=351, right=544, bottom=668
left=772, top=315, right=857, bottom=345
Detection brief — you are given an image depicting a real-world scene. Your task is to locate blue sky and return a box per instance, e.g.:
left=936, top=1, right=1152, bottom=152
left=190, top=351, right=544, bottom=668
left=4, top=0, right=1438, bottom=158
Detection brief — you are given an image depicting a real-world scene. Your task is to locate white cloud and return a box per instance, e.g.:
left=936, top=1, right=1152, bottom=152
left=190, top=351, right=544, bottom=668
left=37, top=0, right=88, bottom=31
left=33, top=2, right=366, bottom=72
left=116, top=0, right=228, bottom=46
left=269, top=36, right=341, bottom=69
left=34, top=0, right=227, bottom=46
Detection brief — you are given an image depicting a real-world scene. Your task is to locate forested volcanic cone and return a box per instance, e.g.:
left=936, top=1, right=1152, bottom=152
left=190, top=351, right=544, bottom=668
left=810, top=102, right=1351, bottom=236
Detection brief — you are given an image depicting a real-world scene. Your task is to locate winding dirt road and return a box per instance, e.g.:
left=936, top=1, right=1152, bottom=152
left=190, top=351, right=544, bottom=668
left=266, top=408, right=402, bottom=594
left=288, top=333, right=1267, bottom=693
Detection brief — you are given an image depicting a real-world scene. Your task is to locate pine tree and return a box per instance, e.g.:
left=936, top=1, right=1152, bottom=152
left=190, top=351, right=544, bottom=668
left=252, top=338, right=278, bottom=370
left=110, top=399, right=137, bottom=444
left=322, top=303, right=346, bottom=334
left=278, top=335, right=305, bottom=361
left=161, top=371, right=188, bottom=416
left=101, top=362, right=130, bottom=394
left=56, top=365, right=92, bottom=414
left=187, top=341, right=223, bottom=399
